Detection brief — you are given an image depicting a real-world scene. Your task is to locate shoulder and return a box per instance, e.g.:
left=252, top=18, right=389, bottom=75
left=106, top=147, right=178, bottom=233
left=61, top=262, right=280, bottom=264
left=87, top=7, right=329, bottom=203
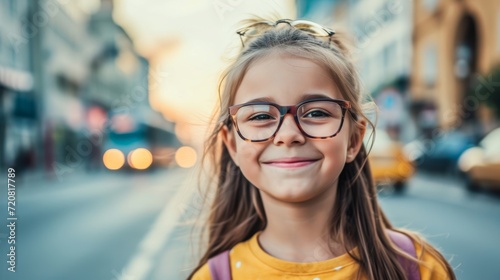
left=389, top=229, right=454, bottom=279
left=413, top=238, right=454, bottom=280
left=190, top=233, right=258, bottom=279
left=190, top=263, right=211, bottom=280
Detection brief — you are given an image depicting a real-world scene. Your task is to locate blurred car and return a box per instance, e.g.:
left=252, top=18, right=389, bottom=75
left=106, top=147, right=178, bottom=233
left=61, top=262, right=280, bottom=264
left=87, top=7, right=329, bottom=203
left=458, top=128, right=500, bottom=192
left=365, top=129, right=414, bottom=193
left=102, top=113, right=180, bottom=171
left=404, top=130, right=475, bottom=174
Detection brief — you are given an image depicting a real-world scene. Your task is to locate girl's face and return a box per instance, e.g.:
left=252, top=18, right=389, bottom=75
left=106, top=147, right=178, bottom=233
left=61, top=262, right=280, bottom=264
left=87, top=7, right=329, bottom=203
left=222, top=53, right=364, bottom=203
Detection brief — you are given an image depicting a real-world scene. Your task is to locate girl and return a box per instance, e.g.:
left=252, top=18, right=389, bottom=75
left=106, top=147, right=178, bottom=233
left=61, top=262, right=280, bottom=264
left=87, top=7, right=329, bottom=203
left=188, top=18, right=456, bottom=280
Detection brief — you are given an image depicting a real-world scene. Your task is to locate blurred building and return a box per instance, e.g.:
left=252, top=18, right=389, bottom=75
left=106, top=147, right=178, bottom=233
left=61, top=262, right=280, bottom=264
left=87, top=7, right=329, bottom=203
left=87, top=0, right=144, bottom=109
left=297, top=0, right=413, bottom=95
left=86, top=0, right=178, bottom=172
left=85, top=0, right=148, bottom=172
left=0, top=0, right=35, bottom=172
left=298, top=0, right=415, bottom=141
left=296, top=0, right=337, bottom=24
left=0, top=0, right=177, bottom=180
left=26, top=0, right=104, bottom=178
left=411, top=0, right=500, bottom=133
left=327, top=0, right=413, bottom=95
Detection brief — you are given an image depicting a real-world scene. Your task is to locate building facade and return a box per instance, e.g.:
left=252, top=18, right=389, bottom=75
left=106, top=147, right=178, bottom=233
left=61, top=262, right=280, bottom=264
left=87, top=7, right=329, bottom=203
left=28, top=0, right=101, bottom=177
left=298, top=0, right=415, bottom=141
left=0, top=0, right=35, bottom=172
left=0, top=0, right=174, bottom=179
left=336, top=0, right=413, bottom=95
left=411, top=0, right=500, bottom=131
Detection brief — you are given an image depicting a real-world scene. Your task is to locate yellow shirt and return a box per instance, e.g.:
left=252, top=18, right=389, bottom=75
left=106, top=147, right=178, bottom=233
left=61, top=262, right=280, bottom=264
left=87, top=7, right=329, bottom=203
left=191, top=231, right=451, bottom=280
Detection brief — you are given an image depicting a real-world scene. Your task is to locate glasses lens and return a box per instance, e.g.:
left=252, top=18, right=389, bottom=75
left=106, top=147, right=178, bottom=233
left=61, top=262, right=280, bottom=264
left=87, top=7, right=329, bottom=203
left=239, top=22, right=274, bottom=38
left=235, top=104, right=280, bottom=141
left=233, top=101, right=346, bottom=141
left=297, top=101, right=344, bottom=137
left=292, top=20, right=331, bottom=37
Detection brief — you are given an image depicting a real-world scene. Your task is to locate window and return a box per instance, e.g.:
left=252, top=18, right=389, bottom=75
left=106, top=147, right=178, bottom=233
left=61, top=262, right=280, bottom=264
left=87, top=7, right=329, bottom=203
left=423, top=0, right=438, bottom=12
left=423, top=43, right=437, bottom=86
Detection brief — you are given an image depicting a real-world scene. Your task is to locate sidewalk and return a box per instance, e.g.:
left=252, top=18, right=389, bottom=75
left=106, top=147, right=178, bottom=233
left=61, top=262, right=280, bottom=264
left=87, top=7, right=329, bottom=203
left=117, top=165, right=206, bottom=280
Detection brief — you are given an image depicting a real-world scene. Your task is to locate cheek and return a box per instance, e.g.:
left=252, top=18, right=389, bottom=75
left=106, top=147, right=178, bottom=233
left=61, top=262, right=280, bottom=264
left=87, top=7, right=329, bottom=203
left=235, top=140, right=260, bottom=159
left=317, top=132, right=351, bottom=174
left=320, top=141, right=348, bottom=170
left=234, top=141, right=264, bottom=174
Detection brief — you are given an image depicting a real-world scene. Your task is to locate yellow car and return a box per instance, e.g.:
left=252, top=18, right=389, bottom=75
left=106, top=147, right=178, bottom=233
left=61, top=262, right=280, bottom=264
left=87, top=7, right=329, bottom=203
left=458, top=128, right=500, bottom=192
left=365, top=129, right=415, bottom=193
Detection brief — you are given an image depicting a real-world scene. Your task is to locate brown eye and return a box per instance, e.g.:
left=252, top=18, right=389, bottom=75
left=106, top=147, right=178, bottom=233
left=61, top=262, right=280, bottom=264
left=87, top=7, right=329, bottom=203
left=303, top=110, right=331, bottom=118
left=249, top=114, right=275, bottom=121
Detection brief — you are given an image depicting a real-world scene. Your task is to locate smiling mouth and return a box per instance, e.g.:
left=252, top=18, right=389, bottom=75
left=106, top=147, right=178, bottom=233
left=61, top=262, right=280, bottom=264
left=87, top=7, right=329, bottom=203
left=262, top=159, right=319, bottom=168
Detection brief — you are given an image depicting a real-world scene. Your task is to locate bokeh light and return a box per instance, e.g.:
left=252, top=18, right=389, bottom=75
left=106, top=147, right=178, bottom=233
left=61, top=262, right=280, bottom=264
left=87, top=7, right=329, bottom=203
left=129, top=148, right=153, bottom=170
left=175, top=146, right=197, bottom=168
left=103, top=149, right=125, bottom=170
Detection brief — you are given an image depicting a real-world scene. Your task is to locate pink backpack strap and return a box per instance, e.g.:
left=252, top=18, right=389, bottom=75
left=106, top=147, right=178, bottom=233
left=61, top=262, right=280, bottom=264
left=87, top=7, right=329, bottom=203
left=208, top=250, right=232, bottom=280
left=388, top=230, right=421, bottom=280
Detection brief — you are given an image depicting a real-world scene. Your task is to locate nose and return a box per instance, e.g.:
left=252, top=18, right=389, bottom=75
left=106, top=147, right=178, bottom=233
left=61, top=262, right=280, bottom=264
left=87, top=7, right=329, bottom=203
left=273, top=114, right=306, bottom=145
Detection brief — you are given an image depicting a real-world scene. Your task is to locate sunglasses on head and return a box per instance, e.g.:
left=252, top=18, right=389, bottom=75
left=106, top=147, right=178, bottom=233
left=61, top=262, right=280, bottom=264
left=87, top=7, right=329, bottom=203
left=236, top=19, right=335, bottom=47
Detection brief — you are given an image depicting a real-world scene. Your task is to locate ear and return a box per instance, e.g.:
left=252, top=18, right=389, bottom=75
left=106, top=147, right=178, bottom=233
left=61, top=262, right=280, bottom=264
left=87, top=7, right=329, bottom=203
left=346, top=119, right=366, bottom=163
left=220, top=125, right=239, bottom=166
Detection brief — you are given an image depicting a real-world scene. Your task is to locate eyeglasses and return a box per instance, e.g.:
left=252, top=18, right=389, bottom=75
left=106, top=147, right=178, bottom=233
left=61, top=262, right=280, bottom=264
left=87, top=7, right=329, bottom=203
left=228, top=98, right=351, bottom=142
left=236, top=19, right=335, bottom=47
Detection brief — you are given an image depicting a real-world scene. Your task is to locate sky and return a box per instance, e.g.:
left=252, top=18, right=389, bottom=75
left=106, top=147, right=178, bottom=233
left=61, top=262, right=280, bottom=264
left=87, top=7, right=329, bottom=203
left=112, top=0, right=296, bottom=146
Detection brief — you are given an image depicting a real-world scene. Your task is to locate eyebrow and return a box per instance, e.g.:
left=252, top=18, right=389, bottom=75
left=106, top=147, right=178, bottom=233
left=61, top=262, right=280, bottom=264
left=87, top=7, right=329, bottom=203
left=243, top=93, right=334, bottom=104
left=300, top=93, right=334, bottom=101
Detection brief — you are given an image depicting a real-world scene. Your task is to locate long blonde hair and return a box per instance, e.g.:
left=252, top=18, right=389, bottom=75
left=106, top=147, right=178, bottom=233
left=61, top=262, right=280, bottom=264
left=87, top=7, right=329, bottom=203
left=188, top=19, right=456, bottom=280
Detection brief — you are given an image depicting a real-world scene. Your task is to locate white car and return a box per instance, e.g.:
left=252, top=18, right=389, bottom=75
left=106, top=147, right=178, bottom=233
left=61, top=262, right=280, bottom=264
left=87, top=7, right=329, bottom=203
left=458, top=128, right=500, bottom=192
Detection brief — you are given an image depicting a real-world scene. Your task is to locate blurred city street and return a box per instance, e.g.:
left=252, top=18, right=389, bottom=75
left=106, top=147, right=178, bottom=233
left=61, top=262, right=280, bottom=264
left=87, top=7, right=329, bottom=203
left=0, top=168, right=499, bottom=280
left=0, top=167, right=200, bottom=280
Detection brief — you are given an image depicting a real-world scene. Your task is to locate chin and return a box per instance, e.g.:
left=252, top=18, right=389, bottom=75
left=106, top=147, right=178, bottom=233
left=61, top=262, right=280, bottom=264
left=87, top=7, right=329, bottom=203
left=262, top=185, right=324, bottom=203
